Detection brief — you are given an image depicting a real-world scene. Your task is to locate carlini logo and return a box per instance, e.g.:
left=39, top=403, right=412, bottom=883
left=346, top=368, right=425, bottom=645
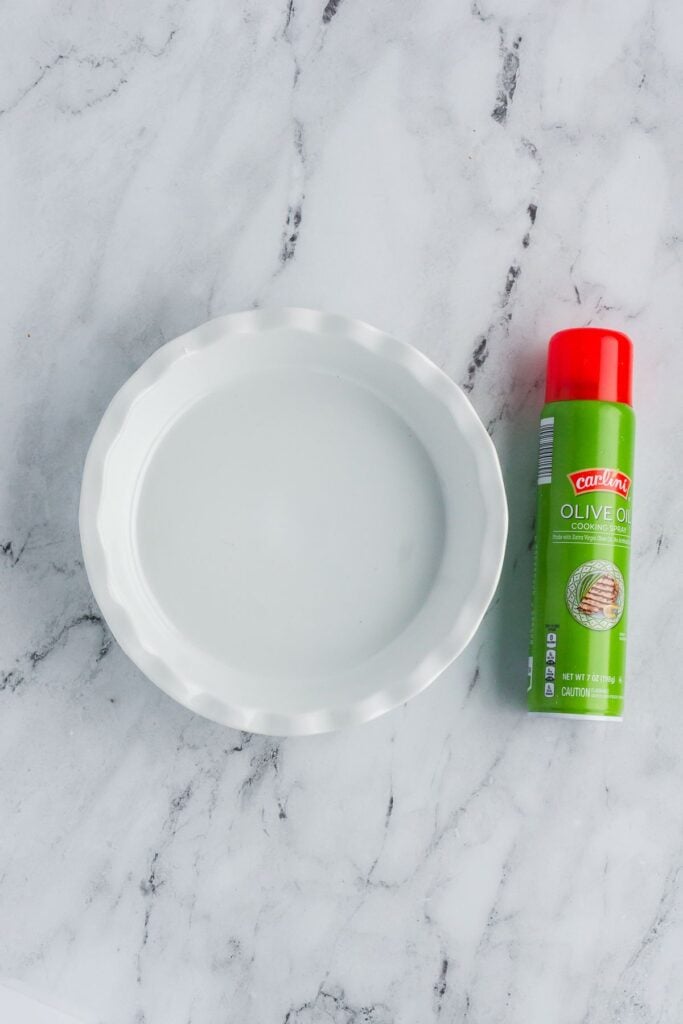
left=568, top=468, right=632, bottom=499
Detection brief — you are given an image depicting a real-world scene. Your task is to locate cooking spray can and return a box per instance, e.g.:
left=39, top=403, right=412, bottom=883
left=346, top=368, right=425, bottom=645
left=528, top=328, right=635, bottom=720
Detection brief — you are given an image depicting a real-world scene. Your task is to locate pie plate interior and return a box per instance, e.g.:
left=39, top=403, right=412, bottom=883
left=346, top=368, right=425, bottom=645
left=79, top=308, right=508, bottom=735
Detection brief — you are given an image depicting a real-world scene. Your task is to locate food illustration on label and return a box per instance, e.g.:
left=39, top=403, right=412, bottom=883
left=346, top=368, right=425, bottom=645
left=566, top=559, right=624, bottom=631
left=578, top=575, right=618, bottom=615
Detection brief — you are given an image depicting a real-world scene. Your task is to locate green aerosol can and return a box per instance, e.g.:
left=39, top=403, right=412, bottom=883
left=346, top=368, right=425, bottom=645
left=528, top=328, right=635, bottom=720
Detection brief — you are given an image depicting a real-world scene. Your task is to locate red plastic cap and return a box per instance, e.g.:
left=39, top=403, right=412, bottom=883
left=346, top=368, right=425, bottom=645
left=545, top=327, right=633, bottom=405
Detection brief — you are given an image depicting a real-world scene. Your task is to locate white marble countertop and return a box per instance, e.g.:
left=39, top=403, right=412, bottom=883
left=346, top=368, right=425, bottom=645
left=1, top=1, right=681, bottom=1021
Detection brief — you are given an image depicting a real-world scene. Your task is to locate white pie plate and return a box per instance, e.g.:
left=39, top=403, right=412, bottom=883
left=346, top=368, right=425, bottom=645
left=80, top=308, right=507, bottom=735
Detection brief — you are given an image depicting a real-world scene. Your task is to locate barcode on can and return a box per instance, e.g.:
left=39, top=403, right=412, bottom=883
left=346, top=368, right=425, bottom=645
left=537, top=417, right=555, bottom=484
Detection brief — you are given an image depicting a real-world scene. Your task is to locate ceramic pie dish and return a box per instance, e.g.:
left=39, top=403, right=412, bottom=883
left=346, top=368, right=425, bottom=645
left=80, top=308, right=507, bottom=735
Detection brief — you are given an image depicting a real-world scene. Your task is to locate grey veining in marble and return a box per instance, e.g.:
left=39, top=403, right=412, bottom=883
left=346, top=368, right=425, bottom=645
left=1, top=0, right=682, bottom=1021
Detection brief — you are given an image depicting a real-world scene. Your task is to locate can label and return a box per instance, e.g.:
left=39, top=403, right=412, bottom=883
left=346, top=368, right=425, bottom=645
left=528, top=400, right=635, bottom=718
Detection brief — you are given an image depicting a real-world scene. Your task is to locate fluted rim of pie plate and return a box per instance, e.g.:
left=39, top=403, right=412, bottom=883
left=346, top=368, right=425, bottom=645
left=79, top=308, right=508, bottom=736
